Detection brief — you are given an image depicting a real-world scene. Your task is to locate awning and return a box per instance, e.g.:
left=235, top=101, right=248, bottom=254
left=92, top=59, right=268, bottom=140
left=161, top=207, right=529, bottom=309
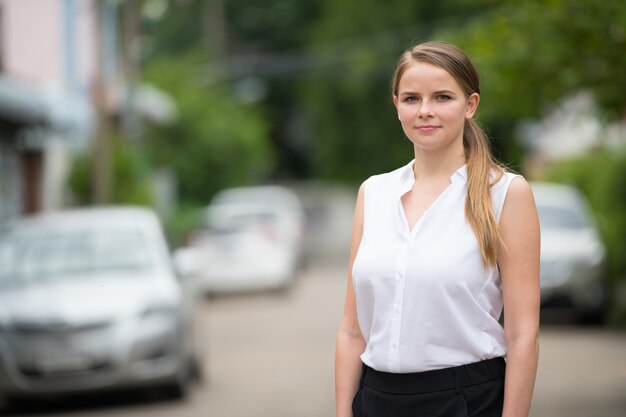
left=0, top=76, right=95, bottom=149
left=0, top=76, right=48, bottom=125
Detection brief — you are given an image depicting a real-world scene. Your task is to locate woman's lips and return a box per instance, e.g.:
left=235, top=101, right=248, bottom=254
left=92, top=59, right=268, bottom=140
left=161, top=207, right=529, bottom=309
left=415, top=125, right=439, bottom=132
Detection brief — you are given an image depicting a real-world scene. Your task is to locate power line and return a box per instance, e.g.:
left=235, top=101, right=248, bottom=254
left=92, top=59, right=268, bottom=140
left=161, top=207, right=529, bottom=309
left=197, top=11, right=492, bottom=86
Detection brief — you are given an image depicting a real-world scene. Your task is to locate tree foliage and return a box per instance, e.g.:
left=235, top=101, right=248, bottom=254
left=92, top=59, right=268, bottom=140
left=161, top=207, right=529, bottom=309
left=439, top=0, right=626, bottom=131
left=299, top=0, right=626, bottom=181
left=300, top=0, right=500, bottom=182
left=142, top=0, right=626, bottom=188
left=69, top=134, right=154, bottom=206
left=143, top=52, right=273, bottom=205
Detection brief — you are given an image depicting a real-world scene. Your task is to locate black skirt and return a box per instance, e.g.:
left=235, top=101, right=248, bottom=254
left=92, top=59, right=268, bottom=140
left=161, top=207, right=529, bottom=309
left=352, top=357, right=505, bottom=417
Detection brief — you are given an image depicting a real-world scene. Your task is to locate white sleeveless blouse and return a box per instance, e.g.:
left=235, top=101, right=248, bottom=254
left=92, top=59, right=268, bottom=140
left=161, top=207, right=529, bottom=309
left=352, top=160, right=520, bottom=373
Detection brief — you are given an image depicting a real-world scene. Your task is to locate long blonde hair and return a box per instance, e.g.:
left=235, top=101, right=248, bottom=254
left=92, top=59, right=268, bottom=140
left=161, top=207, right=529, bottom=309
left=391, top=41, right=505, bottom=268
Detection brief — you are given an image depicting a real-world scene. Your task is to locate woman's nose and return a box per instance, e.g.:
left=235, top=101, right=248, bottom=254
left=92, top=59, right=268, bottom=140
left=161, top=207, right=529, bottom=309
left=417, top=100, right=434, bottom=118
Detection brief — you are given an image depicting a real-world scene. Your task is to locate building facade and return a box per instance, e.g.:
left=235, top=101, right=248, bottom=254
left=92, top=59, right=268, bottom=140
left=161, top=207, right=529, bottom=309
left=0, top=0, right=112, bottom=225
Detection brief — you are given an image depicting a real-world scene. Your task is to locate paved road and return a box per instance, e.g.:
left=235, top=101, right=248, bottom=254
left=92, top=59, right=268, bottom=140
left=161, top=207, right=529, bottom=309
left=531, top=323, right=626, bottom=417
left=5, top=262, right=626, bottom=417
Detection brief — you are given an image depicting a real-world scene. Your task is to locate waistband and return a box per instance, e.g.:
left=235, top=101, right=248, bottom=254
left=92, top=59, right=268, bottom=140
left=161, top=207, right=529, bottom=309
left=361, top=357, right=506, bottom=395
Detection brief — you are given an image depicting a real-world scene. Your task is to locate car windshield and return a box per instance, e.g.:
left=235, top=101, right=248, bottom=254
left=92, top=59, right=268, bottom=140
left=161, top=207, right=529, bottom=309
left=536, top=204, right=588, bottom=230
left=213, top=188, right=300, bottom=211
left=0, top=228, right=153, bottom=285
left=215, top=210, right=278, bottom=228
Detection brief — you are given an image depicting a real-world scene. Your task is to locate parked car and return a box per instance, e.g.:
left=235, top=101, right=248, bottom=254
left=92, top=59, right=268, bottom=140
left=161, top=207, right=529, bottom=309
left=190, top=185, right=306, bottom=294
left=0, top=207, right=203, bottom=407
left=531, top=182, right=607, bottom=320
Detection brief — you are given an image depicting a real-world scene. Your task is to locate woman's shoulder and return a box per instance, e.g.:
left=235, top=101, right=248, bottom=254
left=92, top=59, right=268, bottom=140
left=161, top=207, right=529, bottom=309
left=491, top=167, right=524, bottom=190
left=501, top=174, right=533, bottom=203
left=490, top=168, right=532, bottom=220
left=499, top=176, right=538, bottom=231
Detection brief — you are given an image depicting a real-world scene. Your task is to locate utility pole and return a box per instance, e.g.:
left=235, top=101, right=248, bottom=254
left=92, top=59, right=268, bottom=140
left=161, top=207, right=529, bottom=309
left=92, top=0, right=115, bottom=204
left=120, top=0, right=141, bottom=140
left=203, top=0, right=228, bottom=56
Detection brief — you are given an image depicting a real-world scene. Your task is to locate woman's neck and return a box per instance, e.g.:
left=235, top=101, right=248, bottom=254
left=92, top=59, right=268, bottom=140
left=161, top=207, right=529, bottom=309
left=412, top=147, right=466, bottom=182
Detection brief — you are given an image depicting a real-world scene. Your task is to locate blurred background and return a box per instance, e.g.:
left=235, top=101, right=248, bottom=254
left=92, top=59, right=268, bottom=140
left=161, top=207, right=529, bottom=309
left=0, top=0, right=625, bottom=416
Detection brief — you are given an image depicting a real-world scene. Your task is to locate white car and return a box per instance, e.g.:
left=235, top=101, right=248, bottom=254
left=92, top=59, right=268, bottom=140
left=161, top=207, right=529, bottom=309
left=190, top=186, right=305, bottom=294
left=0, top=207, right=203, bottom=408
left=532, top=182, right=607, bottom=320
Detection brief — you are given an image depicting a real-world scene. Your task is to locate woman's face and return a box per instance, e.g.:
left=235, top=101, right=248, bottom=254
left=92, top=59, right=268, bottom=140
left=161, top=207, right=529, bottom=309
left=393, top=62, right=479, bottom=154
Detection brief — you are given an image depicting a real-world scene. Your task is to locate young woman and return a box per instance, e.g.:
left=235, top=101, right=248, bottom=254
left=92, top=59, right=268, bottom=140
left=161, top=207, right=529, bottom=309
left=335, top=41, right=540, bottom=417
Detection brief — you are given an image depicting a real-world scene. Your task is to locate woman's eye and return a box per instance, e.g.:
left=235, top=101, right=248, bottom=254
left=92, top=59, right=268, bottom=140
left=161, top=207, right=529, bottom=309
left=436, top=95, right=451, bottom=101
left=403, top=96, right=418, bottom=103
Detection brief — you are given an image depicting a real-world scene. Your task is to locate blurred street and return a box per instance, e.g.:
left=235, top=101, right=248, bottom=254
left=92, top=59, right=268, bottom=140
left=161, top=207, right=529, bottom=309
left=1, top=2, right=625, bottom=417
left=4, top=259, right=625, bottom=417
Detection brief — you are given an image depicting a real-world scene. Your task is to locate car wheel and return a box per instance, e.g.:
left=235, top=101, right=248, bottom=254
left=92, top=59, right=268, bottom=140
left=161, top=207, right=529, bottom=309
left=577, top=306, right=606, bottom=325
left=163, top=360, right=193, bottom=399
left=0, top=393, right=10, bottom=413
left=190, top=354, right=204, bottom=384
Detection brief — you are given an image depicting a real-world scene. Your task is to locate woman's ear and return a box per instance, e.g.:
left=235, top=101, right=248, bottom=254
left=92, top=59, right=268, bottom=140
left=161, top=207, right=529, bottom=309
left=465, top=93, right=480, bottom=119
left=393, top=95, right=401, bottom=120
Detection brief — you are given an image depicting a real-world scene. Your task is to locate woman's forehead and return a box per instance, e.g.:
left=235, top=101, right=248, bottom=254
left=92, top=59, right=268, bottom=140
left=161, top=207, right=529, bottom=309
left=398, top=62, right=461, bottom=93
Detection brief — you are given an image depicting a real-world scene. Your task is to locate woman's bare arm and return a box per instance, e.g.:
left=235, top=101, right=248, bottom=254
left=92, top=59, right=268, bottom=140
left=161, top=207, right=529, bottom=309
left=499, top=177, right=541, bottom=417
left=335, top=182, right=367, bottom=417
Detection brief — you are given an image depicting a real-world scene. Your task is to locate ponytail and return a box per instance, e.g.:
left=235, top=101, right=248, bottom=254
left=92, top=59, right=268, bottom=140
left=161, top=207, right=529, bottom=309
left=463, top=119, right=504, bottom=268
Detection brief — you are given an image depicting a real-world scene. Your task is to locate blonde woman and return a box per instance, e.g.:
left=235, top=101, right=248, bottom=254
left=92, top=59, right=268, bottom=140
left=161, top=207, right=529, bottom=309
left=335, top=41, right=540, bottom=417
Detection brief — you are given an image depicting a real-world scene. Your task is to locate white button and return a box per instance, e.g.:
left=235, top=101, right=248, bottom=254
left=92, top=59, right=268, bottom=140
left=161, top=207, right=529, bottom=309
left=392, top=342, right=398, bottom=348
left=395, top=308, right=400, bottom=314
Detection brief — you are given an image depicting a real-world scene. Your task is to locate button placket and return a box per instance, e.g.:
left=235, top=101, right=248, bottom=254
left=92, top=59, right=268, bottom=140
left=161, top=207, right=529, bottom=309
left=388, top=240, right=409, bottom=372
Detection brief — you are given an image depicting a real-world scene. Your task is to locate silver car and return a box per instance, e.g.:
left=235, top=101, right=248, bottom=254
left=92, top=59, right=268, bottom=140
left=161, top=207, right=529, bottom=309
left=0, top=207, right=203, bottom=407
left=532, top=182, right=607, bottom=320
left=190, top=185, right=306, bottom=294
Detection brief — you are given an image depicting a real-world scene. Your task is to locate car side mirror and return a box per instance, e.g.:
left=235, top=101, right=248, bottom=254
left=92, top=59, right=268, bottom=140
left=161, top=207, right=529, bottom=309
left=172, top=247, right=202, bottom=280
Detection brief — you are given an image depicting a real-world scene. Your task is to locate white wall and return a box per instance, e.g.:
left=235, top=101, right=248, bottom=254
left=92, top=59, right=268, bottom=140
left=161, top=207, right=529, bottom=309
left=1, top=0, right=64, bottom=85
left=0, top=0, right=97, bottom=90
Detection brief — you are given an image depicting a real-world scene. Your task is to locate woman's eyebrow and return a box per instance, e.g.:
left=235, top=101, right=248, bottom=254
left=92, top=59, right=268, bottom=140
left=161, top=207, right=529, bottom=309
left=399, top=89, right=457, bottom=96
left=433, top=89, right=456, bottom=95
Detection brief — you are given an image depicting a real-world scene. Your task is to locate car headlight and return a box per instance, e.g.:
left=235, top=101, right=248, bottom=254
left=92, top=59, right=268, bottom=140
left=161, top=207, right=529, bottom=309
left=140, top=305, right=178, bottom=325
left=131, top=305, right=179, bottom=360
left=136, top=305, right=178, bottom=340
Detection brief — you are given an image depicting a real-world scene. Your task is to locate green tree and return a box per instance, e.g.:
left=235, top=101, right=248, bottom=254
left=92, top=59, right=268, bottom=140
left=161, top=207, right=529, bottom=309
left=143, top=52, right=273, bottom=205
left=69, top=134, right=154, bottom=206
left=300, top=0, right=626, bottom=182
left=300, top=0, right=505, bottom=183
left=438, top=0, right=626, bottom=145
